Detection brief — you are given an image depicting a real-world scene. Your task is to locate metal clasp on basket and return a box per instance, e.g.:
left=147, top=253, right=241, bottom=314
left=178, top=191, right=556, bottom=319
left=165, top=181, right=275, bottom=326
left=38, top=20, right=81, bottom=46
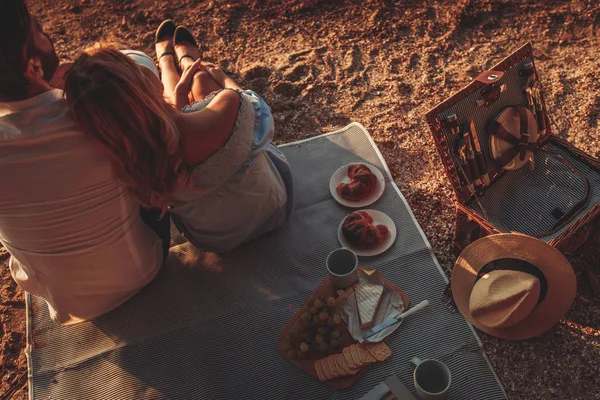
left=476, top=83, right=506, bottom=107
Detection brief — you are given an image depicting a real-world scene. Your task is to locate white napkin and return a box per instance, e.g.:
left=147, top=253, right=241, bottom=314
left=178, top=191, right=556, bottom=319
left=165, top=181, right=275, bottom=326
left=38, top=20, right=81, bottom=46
left=340, top=270, right=405, bottom=343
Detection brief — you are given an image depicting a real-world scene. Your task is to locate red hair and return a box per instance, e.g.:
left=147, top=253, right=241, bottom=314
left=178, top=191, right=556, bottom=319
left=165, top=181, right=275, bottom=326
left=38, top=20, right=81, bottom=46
left=64, top=45, right=190, bottom=213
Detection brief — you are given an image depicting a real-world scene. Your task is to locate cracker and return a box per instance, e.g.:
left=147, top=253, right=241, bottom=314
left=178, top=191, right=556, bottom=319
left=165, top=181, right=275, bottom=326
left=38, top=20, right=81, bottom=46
left=343, top=346, right=357, bottom=369
left=334, top=354, right=351, bottom=376
left=314, top=359, right=328, bottom=382
left=321, top=356, right=334, bottom=380
left=358, top=343, right=377, bottom=364
left=350, top=344, right=364, bottom=367
left=365, top=341, right=392, bottom=362
left=346, top=366, right=362, bottom=375
left=327, top=356, right=341, bottom=379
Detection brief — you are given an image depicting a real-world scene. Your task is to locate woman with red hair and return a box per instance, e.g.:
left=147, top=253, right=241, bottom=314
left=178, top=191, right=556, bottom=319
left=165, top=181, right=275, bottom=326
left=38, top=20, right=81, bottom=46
left=64, top=32, right=293, bottom=253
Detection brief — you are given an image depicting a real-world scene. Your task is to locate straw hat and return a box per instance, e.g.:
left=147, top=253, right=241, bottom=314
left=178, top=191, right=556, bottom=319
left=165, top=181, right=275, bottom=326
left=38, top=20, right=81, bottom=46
left=489, top=106, right=539, bottom=170
left=451, top=233, right=576, bottom=340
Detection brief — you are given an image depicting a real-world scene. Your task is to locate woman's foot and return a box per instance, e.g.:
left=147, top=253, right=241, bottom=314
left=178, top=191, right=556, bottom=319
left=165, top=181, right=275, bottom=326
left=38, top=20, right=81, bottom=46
left=173, top=25, right=222, bottom=101
left=155, top=19, right=181, bottom=103
left=155, top=19, right=176, bottom=72
left=173, top=26, right=201, bottom=72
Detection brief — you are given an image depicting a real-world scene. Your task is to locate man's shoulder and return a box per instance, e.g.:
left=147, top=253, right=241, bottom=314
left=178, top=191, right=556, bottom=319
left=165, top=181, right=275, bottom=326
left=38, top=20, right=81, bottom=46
left=0, top=89, right=82, bottom=142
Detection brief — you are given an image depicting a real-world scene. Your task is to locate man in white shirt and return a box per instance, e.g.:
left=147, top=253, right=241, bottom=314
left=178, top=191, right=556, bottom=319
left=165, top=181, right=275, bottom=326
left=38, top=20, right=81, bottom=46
left=0, top=0, right=168, bottom=325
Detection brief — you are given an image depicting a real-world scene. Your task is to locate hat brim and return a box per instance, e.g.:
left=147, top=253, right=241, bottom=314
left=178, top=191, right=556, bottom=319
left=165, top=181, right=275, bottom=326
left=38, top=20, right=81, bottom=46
left=451, top=233, right=576, bottom=340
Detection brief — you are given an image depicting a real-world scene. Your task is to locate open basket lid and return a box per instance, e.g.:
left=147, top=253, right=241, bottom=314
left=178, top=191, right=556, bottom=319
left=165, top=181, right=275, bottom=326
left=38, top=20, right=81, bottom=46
left=424, top=43, right=552, bottom=204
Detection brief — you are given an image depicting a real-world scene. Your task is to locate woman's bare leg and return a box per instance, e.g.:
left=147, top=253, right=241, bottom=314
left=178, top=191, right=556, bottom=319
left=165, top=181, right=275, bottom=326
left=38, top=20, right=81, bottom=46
left=156, top=37, right=180, bottom=101
left=175, top=42, right=222, bottom=101
left=159, top=55, right=180, bottom=100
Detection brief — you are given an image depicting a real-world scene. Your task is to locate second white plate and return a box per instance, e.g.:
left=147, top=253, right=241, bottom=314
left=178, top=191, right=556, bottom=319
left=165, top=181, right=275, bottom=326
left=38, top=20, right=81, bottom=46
left=329, top=163, right=385, bottom=208
left=337, top=209, right=397, bottom=257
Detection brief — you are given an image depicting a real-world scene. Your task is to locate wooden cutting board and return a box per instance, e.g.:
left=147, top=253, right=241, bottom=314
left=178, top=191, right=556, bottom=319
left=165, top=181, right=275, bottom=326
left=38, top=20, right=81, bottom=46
left=277, top=272, right=409, bottom=388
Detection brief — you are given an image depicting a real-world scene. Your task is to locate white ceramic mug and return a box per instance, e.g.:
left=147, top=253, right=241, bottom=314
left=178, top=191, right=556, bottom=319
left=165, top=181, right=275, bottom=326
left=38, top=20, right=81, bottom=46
left=410, top=357, right=451, bottom=400
left=326, top=248, right=358, bottom=289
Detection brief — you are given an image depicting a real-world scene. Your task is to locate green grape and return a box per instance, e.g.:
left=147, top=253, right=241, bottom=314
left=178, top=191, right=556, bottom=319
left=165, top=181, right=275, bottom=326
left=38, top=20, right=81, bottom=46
left=318, top=342, right=329, bottom=353
left=299, top=342, right=309, bottom=353
left=315, top=334, right=324, bottom=344
left=300, top=312, right=311, bottom=324
left=318, top=311, right=329, bottom=321
left=330, top=338, right=340, bottom=347
left=326, top=297, right=336, bottom=308
left=333, top=314, right=342, bottom=324
left=331, top=329, right=340, bottom=339
left=313, top=298, right=324, bottom=309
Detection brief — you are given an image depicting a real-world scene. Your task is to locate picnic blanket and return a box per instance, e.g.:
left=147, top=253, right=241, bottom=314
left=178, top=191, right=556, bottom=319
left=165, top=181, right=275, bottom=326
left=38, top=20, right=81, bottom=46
left=26, top=122, right=507, bottom=400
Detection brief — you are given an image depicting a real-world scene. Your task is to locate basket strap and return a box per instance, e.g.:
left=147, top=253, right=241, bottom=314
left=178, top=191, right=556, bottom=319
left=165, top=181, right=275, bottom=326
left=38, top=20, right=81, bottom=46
left=517, top=106, right=530, bottom=161
left=544, top=148, right=592, bottom=232
left=488, top=121, right=519, bottom=146
left=489, top=106, right=537, bottom=168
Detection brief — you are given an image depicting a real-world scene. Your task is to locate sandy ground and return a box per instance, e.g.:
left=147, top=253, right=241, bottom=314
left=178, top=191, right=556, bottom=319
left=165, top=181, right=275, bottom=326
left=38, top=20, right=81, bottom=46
left=1, top=0, right=599, bottom=399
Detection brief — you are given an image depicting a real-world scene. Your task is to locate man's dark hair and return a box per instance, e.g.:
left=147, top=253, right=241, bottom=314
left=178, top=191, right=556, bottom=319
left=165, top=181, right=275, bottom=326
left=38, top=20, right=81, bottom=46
left=0, top=0, right=34, bottom=101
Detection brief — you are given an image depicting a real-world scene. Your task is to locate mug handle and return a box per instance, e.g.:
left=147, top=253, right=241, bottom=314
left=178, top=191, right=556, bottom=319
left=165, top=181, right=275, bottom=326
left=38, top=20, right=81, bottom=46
left=410, top=357, right=422, bottom=371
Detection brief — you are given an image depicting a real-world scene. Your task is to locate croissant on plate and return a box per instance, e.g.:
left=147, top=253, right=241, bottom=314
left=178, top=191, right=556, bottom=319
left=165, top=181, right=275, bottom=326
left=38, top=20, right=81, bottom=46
left=336, top=164, right=378, bottom=202
left=342, top=211, right=389, bottom=249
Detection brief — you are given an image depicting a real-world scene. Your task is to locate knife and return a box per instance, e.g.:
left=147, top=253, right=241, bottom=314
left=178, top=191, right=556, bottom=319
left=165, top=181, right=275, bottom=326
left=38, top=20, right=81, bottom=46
left=445, top=114, right=475, bottom=195
left=363, top=300, right=429, bottom=340
left=523, top=60, right=546, bottom=137
left=463, top=128, right=482, bottom=189
left=468, top=120, right=490, bottom=187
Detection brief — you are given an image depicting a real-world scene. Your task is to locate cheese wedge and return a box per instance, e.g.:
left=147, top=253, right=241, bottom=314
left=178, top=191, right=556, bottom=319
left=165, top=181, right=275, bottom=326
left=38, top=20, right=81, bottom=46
left=355, top=283, right=384, bottom=329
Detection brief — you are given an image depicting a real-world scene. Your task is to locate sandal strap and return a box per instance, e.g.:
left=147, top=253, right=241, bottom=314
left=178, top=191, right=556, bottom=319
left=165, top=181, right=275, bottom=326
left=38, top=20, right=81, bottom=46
left=178, top=54, right=195, bottom=63
left=158, top=52, right=174, bottom=61
left=178, top=54, right=196, bottom=68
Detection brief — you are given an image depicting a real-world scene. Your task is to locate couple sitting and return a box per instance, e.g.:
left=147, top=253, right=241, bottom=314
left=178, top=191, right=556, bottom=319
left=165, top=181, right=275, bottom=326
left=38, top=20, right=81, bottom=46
left=68, top=21, right=294, bottom=252
left=0, top=0, right=293, bottom=326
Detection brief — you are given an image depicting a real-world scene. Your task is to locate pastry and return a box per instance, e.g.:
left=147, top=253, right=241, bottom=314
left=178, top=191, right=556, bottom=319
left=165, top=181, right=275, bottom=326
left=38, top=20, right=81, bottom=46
left=341, top=211, right=389, bottom=249
left=336, top=164, right=378, bottom=201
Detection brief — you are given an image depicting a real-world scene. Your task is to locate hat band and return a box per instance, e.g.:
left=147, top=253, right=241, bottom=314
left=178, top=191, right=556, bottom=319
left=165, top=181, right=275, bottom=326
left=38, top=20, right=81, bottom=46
left=476, top=258, right=548, bottom=307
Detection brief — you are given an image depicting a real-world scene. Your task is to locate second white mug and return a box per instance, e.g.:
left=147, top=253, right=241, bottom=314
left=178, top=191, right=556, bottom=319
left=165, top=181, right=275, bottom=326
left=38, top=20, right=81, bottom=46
left=410, top=357, right=451, bottom=400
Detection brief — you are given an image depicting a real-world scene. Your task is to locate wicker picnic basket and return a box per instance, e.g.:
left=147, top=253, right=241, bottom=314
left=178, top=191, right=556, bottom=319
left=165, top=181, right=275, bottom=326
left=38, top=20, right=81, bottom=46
left=425, top=43, right=600, bottom=257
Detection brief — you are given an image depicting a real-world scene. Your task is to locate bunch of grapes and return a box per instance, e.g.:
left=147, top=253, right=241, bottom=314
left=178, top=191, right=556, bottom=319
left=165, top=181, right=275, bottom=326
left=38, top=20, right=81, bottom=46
left=283, top=295, right=343, bottom=359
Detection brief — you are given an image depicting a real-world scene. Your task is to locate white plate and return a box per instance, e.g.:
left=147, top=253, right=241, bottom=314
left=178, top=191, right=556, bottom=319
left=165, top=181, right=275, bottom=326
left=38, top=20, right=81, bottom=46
left=329, top=163, right=385, bottom=208
left=337, top=209, right=397, bottom=257
left=489, top=107, right=539, bottom=170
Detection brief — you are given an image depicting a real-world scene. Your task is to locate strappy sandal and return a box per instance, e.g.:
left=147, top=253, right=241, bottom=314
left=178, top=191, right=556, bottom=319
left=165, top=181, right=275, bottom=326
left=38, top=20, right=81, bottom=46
left=173, top=26, right=199, bottom=71
left=155, top=19, right=176, bottom=62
